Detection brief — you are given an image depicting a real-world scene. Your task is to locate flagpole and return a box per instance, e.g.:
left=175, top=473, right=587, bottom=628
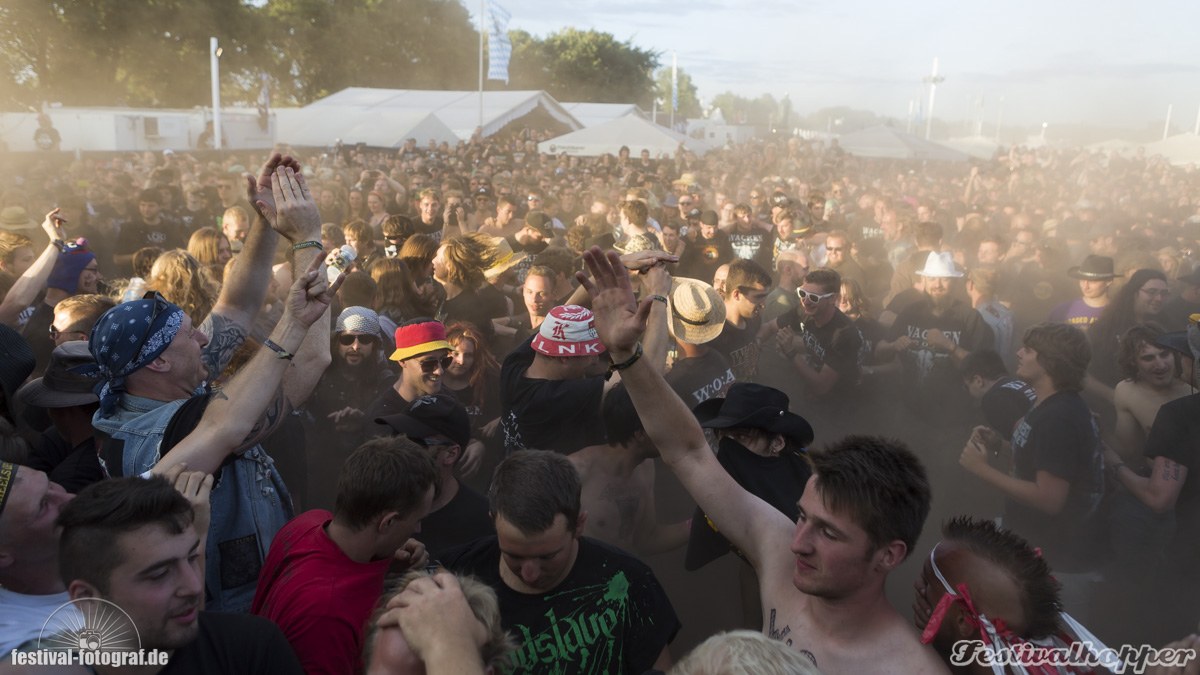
left=478, top=0, right=485, bottom=131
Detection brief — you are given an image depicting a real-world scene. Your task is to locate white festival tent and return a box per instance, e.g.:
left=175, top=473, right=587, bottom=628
left=276, top=106, right=459, bottom=148
left=538, top=114, right=710, bottom=157
left=560, top=102, right=645, bottom=128
left=286, top=88, right=582, bottom=144
left=837, top=125, right=969, bottom=162
left=945, top=135, right=1002, bottom=160
left=1144, top=133, right=1200, bottom=166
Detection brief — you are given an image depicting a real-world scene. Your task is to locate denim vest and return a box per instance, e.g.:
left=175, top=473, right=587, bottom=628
left=92, top=393, right=294, bottom=613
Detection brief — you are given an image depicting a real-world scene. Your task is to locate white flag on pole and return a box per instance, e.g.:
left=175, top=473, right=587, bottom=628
left=487, top=2, right=512, bottom=83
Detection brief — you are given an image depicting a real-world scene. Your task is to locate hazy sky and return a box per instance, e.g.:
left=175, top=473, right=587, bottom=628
left=472, top=0, right=1200, bottom=132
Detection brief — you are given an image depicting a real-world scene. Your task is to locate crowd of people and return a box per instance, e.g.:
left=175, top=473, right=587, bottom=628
left=0, top=129, right=1198, bottom=674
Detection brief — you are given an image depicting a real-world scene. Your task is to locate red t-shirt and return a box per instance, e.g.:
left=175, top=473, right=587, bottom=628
left=251, top=510, right=391, bottom=675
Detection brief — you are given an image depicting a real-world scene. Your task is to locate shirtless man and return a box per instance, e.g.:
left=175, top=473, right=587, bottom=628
left=567, top=385, right=688, bottom=556
left=577, top=246, right=948, bottom=674
left=1112, top=324, right=1192, bottom=466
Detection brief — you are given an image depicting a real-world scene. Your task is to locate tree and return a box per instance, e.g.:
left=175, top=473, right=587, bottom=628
left=262, top=0, right=479, bottom=105
left=711, top=92, right=780, bottom=128
left=507, top=28, right=658, bottom=106
left=0, top=0, right=261, bottom=109
left=653, top=65, right=700, bottom=120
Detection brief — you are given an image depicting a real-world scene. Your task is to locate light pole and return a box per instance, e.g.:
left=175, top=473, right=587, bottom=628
left=210, top=37, right=223, bottom=151
left=1040, top=122, right=1048, bottom=143
left=923, top=57, right=944, bottom=140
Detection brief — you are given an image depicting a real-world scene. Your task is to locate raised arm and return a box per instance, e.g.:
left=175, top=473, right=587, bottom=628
left=275, top=168, right=333, bottom=410
left=201, top=153, right=302, bottom=376
left=0, top=209, right=66, bottom=326
left=579, top=247, right=793, bottom=572
left=154, top=248, right=340, bottom=475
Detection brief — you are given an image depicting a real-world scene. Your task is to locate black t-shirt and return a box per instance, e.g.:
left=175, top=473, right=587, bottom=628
left=677, top=234, right=732, bottom=284
left=118, top=216, right=184, bottom=253
left=443, top=288, right=497, bottom=341
left=499, top=335, right=606, bottom=455
left=417, top=483, right=493, bottom=561
left=887, top=297, right=994, bottom=425
left=980, top=377, right=1036, bottom=436
left=21, top=302, right=55, bottom=372
left=665, top=349, right=735, bottom=408
left=686, top=437, right=811, bottom=570
left=1143, top=393, right=1200, bottom=571
left=727, top=229, right=770, bottom=265
left=442, top=536, right=680, bottom=675
left=160, top=611, right=303, bottom=674
left=705, top=315, right=762, bottom=382
left=363, top=386, right=411, bottom=440
left=444, top=373, right=501, bottom=431
left=1006, top=391, right=1104, bottom=572
left=779, top=307, right=866, bottom=404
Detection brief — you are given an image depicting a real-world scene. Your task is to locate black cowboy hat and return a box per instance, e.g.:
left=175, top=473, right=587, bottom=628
left=1067, top=255, right=1115, bottom=281
left=693, top=383, right=814, bottom=447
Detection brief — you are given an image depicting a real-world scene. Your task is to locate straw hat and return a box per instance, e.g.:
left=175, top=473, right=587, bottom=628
left=668, top=277, right=725, bottom=345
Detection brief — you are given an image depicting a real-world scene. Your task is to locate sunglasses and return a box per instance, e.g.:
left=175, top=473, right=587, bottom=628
left=413, top=355, right=454, bottom=373
left=337, top=334, right=380, bottom=346
left=49, top=324, right=84, bottom=341
left=797, top=289, right=837, bottom=303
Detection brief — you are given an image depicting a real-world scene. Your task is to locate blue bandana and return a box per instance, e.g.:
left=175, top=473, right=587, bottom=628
left=79, top=296, right=186, bottom=416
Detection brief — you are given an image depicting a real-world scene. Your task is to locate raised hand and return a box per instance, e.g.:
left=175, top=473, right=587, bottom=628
left=286, top=251, right=343, bottom=328
left=153, top=462, right=215, bottom=541
left=392, top=538, right=429, bottom=572
left=245, top=152, right=303, bottom=227
left=271, top=165, right=321, bottom=243
left=577, top=247, right=652, bottom=360
left=40, top=207, right=67, bottom=242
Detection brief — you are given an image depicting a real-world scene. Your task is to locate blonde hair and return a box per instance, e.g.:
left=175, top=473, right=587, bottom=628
left=670, top=631, right=822, bottom=675
left=186, top=227, right=230, bottom=281
left=363, top=572, right=515, bottom=671
left=147, top=249, right=220, bottom=325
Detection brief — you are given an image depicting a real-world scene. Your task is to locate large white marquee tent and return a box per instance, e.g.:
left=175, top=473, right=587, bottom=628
left=277, top=88, right=582, bottom=146
left=538, top=114, right=709, bottom=157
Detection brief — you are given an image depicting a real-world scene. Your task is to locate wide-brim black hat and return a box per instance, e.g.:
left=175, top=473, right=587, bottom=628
left=16, top=341, right=100, bottom=409
left=693, top=382, right=814, bottom=447
left=1067, top=254, right=1115, bottom=280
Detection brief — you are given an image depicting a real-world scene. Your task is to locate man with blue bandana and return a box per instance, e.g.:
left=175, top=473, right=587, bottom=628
left=86, top=153, right=341, bottom=613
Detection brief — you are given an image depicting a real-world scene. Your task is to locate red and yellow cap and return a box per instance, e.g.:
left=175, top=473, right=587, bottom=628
left=390, top=321, right=451, bottom=362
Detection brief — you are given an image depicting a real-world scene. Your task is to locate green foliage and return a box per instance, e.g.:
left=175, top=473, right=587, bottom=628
left=653, top=65, right=700, bottom=119
left=507, top=28, right=658, bottom=106
left=0, top=0, right=480, bottom=109
left=711, top=91, right=781, bottom=128
left=0, top=0, right=259, bottom=109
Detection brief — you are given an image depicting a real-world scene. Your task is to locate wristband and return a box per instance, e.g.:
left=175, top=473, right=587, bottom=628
left=648, top=294, right=668, bottom=305
left=52, top=239, right=66, bottom=252
left=292, top=240, right=323, bottom=252
left=264, top=338, right=294, bottom=360
left=606, top=342, right=643, bottom=379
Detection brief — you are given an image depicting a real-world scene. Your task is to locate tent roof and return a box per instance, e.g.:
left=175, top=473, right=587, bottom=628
left=560, top=102, right=644, bottom=127
left=276, top=106, right=459, bottom=148
left=945, top=135, right=1002, bottom=160
left=303, top=88, right=581, bottom=140
left=1144, top=133, right=1200, bottom=166
left=538, top=115, right=708, bottom=157
left=837, top=125, right=969, bottom=162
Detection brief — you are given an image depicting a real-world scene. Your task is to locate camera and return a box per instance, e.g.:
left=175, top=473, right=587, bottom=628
left=78, top=630, right=102, bottom=651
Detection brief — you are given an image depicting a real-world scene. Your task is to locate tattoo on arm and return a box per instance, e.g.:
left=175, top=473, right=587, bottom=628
left=239, top=392, right=293, bottom=449
left=200, top=312, right=247, bottom=379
